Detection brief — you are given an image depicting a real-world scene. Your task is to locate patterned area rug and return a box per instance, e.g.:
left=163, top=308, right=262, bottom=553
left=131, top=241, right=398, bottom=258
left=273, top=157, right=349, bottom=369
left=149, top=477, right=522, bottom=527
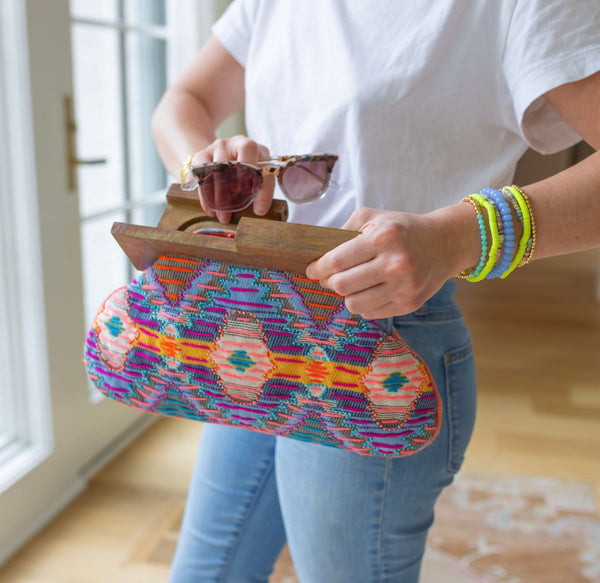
left=146, top=472, right=600, bottom=582
left=422, top=472, right=600, bottom=583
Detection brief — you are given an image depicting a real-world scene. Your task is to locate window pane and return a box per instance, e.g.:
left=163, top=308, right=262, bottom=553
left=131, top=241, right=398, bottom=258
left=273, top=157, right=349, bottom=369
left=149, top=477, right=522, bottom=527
left=125, top=0, right=166, bottom=26
left=81, top=215, right=129, bottom=328
left=126, top=32, right=168, bottom=201
left=72, top=24, right=125, bottom=217
left=70, top=0, right=118, bottom=22
left=131, top=200, right=167, bottom=228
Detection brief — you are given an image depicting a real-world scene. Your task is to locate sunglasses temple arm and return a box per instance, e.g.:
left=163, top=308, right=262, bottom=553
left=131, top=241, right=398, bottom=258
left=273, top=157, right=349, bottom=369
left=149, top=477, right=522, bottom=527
left=181, top=177, right=200, bottom=191
left=294, top=164, right=330, bottom=184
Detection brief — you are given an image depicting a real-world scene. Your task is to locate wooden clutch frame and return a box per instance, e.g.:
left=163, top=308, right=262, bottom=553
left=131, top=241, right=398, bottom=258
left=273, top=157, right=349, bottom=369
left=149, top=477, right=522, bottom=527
left=111, top=184, right=358, bottom=272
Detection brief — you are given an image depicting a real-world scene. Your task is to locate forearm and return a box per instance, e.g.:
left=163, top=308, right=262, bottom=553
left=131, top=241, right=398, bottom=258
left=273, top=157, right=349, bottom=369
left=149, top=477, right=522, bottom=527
left=523, top=148, right=600, bottom=260
left=151, top=87, right=218, bottom=179
left=428, top=147, right=600, bottom=278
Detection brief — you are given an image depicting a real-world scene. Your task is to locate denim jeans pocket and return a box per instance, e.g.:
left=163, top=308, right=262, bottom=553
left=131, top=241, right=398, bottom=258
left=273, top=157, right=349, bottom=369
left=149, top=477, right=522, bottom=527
left=444, top=341, right=477, bottom=473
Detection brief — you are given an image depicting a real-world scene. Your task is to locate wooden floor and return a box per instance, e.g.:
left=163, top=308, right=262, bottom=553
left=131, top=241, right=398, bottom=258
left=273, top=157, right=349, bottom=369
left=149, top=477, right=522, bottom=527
left=458, top=248, right=600, bottom=500
left=0, top=250, right=598, bottom=582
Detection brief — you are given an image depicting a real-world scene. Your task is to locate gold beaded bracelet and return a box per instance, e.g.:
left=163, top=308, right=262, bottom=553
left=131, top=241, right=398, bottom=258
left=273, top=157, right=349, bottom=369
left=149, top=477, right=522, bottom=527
left=180, top=153, right=194, bottom=184
left=508, top=184, right=536, bottom=266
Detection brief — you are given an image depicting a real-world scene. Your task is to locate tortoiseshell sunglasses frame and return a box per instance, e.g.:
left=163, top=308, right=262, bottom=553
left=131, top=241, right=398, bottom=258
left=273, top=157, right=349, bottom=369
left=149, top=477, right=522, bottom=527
left=181, top=153, right=339, bottom=209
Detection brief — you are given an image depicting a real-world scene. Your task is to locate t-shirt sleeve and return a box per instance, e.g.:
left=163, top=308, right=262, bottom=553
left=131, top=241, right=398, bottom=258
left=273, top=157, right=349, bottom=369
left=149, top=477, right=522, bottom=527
left=503, top=0, right=600, bottom=154
left=211, top=0, right=259, bottom=68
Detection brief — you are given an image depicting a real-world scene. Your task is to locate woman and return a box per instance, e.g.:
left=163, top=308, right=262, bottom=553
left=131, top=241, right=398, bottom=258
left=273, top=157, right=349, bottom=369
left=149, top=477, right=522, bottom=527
left=152, top=2, right=600, bottom=581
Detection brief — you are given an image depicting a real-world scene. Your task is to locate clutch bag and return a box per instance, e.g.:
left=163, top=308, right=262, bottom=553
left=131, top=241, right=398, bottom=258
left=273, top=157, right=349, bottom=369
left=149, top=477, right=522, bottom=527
left=84, top=186, right=441, bottom=457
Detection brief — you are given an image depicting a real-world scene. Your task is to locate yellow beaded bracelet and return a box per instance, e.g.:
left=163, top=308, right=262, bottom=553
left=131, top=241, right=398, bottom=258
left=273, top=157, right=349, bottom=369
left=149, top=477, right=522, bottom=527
left=501, top=185, right=531, bottom=277
left=508, top=184, right=536, bottom=266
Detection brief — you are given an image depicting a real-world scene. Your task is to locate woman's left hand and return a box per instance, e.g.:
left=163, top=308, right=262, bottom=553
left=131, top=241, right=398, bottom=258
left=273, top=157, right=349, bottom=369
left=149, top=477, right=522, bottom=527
left=305, top=206, right=480, bottom=319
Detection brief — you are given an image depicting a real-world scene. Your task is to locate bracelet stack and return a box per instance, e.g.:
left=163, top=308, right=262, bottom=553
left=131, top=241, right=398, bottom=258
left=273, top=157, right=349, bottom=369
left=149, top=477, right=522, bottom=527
left=456, top=184, right=537, bottom=281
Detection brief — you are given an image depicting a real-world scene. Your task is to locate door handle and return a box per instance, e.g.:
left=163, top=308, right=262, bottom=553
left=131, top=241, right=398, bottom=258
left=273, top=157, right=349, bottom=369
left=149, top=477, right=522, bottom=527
left=64, top=94, right=107, bottom=192
left=75, top=157, right=107, bottom=166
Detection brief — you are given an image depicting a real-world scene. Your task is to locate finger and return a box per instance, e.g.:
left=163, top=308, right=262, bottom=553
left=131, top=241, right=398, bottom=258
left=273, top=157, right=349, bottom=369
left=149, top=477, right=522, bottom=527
left=358, top=301, right=400, bottom=321
left=324, top=259, right=385, bottom=297
left=216, top=138, right=262, bottom=221
left=256, top=143, right=271, bottom=162
left=209, top=141, right=232, bottom=221
left=306, top=235, right=375, bottom=281
left=231, top=135, right=260, bottom=163
left=251, top=143, right=274, bottom=215
left=343, top=277, right=397, bottom=311
left=341, top=207, right=380, bottom=231
left=346, top=278, right=430, bottom=319
left=211, top=139, right=231, bottom=162
left=232, top=140, right=274, bottom=216
left=191, top=149, right=210, bottom=165
left=215, top=210, right=232, bottom=224
left=252, top=174, right=274, bottom=215
left=190, top=149, right=216, bottom=217
left=198, top=186, right=216, bottom=217
left=345, top=289, right=390, bottom=318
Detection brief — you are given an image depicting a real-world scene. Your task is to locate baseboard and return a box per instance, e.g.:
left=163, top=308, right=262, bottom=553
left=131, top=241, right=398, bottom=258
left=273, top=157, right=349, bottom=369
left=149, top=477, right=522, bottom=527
left=0, top=415, right=157, bottom=569
left=78, top=414, right=157, bottom=480
left=0, top=477, right=85, bottom=567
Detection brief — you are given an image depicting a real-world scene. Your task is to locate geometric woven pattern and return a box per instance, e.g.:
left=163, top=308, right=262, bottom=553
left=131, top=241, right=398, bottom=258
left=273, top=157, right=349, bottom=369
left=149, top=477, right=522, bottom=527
left=85, top=255, right=441, bottom=457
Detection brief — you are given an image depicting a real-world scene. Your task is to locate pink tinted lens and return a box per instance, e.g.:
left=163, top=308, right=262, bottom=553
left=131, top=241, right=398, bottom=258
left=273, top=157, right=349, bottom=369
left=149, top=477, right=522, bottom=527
left=200, top=165, right=261, bottom=211
left=280, top=160, right=330, bottom=202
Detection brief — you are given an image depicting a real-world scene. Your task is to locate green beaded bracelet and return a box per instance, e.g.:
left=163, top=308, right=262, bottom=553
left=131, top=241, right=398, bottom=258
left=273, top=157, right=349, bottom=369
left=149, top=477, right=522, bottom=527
left=466, top=193, right=501, bottom=282
left=456, top=196, right=488, bottom=280
left=456, top=194, right=501, bottom=282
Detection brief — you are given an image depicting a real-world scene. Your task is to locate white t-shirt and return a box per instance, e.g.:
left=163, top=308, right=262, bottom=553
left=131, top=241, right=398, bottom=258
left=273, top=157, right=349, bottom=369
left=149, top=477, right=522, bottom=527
left=213, top=0, right=600, bottom=228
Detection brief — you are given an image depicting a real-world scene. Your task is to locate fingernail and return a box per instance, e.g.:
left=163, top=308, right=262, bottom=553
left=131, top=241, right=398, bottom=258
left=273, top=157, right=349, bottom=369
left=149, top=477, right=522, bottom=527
left=254, top=202, right=269, bottom=215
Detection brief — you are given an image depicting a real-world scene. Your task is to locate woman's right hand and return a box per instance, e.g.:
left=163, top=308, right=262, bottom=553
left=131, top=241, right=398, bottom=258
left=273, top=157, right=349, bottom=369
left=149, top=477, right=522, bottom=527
left=186, top=135, right=275, bottom=224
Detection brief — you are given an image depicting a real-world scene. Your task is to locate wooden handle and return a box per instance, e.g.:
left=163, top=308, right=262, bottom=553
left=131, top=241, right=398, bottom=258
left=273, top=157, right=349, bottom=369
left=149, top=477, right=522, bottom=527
left=164, top=183, right=289, bottom=224
left=112, top=218, right=358, bottom=273
left=235, top=218, right=358, bottom=270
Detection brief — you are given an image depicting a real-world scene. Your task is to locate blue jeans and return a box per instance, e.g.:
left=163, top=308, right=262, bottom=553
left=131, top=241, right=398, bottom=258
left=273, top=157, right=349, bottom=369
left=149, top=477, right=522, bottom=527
left=169, top=280, right=477, bottom=583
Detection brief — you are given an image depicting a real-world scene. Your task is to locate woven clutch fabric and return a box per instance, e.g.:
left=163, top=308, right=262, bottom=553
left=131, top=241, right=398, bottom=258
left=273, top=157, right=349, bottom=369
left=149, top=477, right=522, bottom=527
left=84, top=255, right=441, bottom=457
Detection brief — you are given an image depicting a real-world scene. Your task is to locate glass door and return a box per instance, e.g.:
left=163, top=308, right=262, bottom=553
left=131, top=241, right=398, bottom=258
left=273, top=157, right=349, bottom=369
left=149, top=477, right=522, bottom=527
left=70, top=0, right=169, bottom=331
left=0, top=0, right=175, bottom=564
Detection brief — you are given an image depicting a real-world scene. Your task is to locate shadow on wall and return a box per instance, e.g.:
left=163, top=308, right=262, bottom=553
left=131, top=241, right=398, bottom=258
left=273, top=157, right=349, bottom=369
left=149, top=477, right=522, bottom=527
left=514, top=141, right=594, bottom=185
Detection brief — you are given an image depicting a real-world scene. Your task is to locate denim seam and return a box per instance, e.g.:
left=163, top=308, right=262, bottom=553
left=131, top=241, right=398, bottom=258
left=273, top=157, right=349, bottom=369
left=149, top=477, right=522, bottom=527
left=218, top=448, right=277, bottom=583
left=444, top=342, right=474, bottom=473
left=373, top=458, right=392, bottom=583
left=444, top=342, right=473, bottom=366
left=394, top=310, right=463, bottom=323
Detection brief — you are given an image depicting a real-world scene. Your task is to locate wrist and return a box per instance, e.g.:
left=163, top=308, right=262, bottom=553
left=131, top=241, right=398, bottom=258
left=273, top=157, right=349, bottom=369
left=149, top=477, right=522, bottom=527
left=426, top=203, right=483, bottom=277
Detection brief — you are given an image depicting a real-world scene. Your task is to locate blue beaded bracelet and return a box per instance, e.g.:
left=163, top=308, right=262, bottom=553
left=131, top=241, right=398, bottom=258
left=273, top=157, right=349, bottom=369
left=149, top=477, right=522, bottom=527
left=479, top=187, right=515, bottom=279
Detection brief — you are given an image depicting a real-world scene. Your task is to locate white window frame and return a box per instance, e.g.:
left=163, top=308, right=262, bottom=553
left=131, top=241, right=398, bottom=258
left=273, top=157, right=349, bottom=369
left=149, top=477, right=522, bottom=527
left=0, top=0, right=237, bottom=496
left=0, top=0, right=53, bottom=494
left=71, top=4, right=170, bottom=326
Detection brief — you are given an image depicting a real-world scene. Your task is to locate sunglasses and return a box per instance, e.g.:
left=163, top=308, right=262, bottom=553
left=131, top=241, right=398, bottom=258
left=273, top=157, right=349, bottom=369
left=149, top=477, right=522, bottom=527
left=181, top=153, right=338, bottom=212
